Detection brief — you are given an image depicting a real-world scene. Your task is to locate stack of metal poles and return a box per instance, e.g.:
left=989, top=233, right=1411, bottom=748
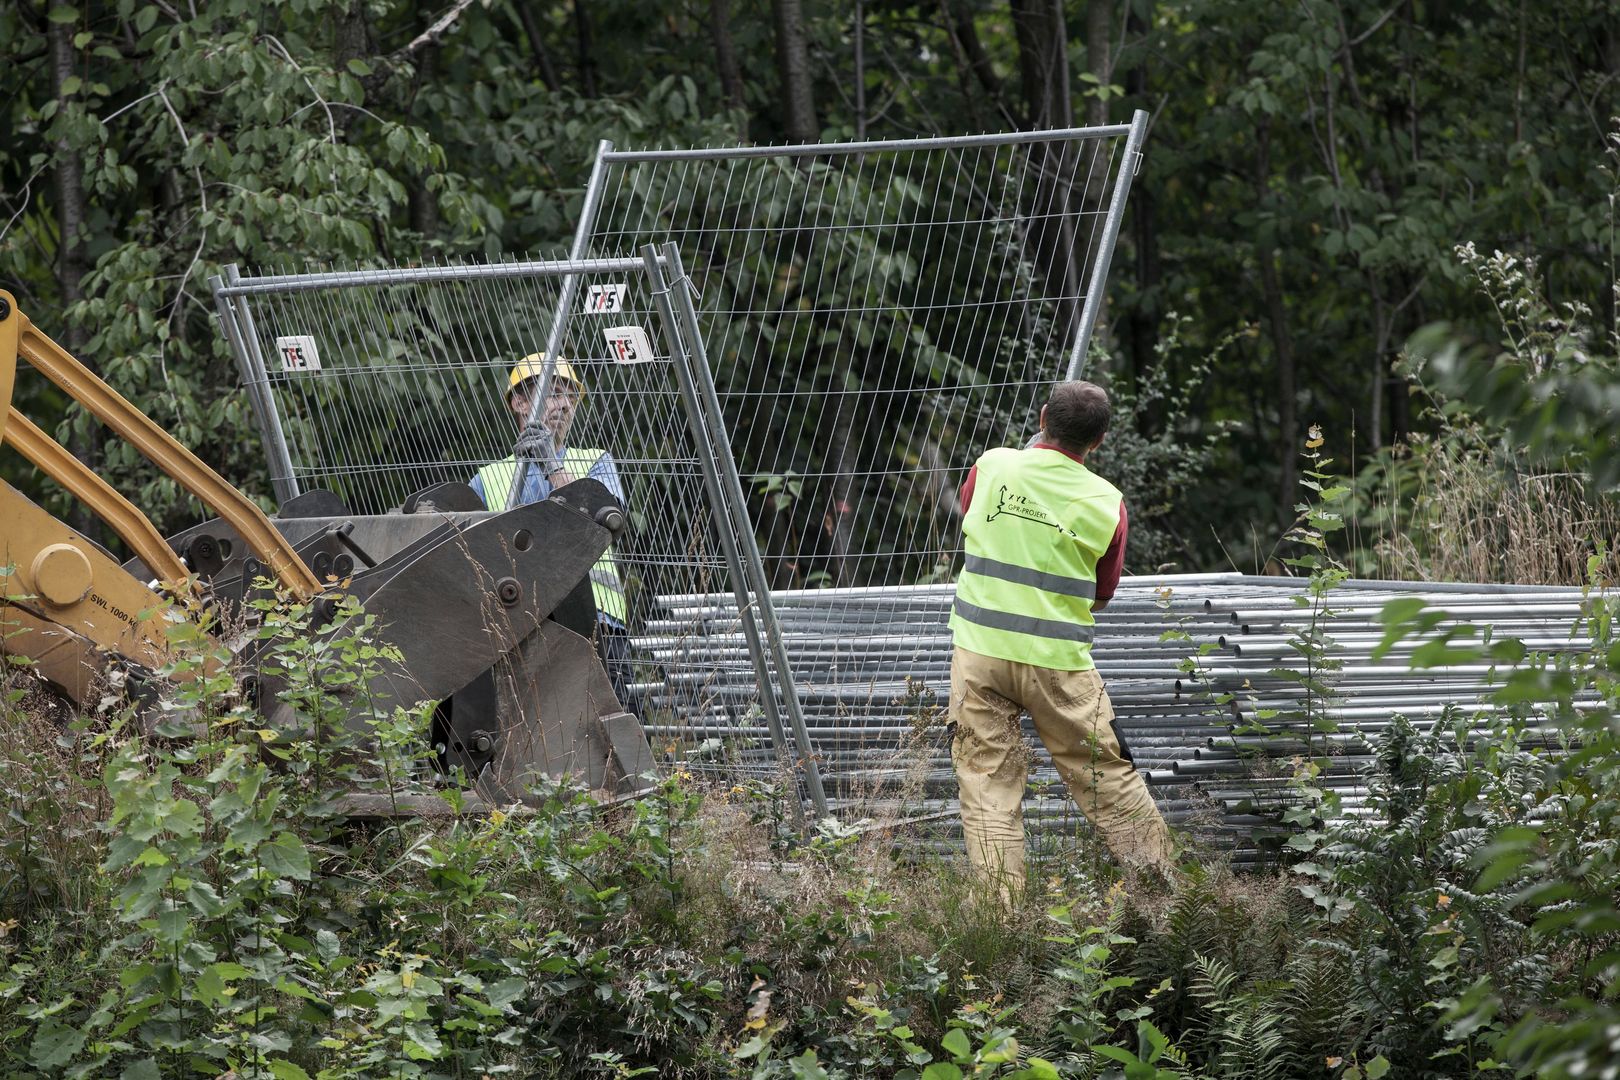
left=631, top=574, right=1597, bottom=861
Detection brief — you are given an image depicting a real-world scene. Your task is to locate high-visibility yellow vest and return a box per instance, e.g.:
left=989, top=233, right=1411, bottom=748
left=949, top=446, right=1122, bottom=671
left=475, top=449, right=629, bottom=625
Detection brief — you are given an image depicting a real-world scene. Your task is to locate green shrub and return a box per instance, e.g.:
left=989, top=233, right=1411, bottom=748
left=3, top=541, right=1618, bottom=1076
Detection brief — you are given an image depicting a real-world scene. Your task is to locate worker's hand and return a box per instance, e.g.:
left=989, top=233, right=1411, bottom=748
left=514, top=425, right=562, bottom=475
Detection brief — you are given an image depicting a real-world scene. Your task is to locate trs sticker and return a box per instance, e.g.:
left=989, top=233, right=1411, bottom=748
left=586, top=283, right=628, bottom=314
left=603, top=325, right=655, bottom=365
left=274, top=335, right=322, bottom=372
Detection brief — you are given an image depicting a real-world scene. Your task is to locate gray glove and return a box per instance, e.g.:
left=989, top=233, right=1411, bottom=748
left=514, top=425, right=562, bottom=475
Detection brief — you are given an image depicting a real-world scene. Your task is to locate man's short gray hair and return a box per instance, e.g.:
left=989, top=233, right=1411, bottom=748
left=1045, top=381, right=1110, bottom=451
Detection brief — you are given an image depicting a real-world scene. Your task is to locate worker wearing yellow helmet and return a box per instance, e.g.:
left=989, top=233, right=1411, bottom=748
left=470, top=353, right=635, bottom=705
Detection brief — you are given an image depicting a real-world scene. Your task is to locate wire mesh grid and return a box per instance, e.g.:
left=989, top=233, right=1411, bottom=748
left=581, top=123, right=1145, bottom=812
left=198, top=244, right=1585, bottom=860
left=590, top=133, right=1133, bottom=591
left=212, top=257, right=797, bottom=766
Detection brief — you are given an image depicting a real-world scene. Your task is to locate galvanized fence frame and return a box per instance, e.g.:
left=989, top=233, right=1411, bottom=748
left=204, top=250, right=1603, bottom=860
left=210, top=254, right=828, bottom=812
left=211, top=115, right=1150, bottom=827
left=555, top=115, right=1149, bottom=817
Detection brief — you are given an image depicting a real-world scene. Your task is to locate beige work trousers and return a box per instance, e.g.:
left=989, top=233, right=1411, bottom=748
left=950, top=645, right=1173, bottom=898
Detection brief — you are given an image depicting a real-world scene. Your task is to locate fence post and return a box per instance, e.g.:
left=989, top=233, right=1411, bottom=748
left=639, top=247, right=809, bottom=829
left=214, top=265, right=298, bottom=505
left=655, top=241, right=830, bottom=819
left=1066, top=108, right=1149, bottom=381
left=507, top=138, right=617, bottom=510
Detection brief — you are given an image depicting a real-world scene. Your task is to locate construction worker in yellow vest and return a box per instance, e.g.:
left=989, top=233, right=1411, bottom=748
left=949, top=380, right=1173, bottom=901
left=470, top=354, right=635, bottom=707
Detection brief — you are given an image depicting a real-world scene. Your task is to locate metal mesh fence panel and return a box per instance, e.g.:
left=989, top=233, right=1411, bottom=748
left=209, top=118, right=1163, bottom=834
left=586, top=122, right=1142, bottom=592
left=575, top=120, right=1148, bottom=816
left=210, top=257, right=813, bottom=784
left=203, top=252, right=1592, bottom=861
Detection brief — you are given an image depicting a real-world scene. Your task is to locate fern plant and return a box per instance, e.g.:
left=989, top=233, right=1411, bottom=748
left=1295, top=713, right=1549, bottom=1070
left=1182, top=954, right=1289, bottom=1080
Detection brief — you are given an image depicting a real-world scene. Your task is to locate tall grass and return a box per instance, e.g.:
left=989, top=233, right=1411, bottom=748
left=1354, top=429, right=1620, bottom=585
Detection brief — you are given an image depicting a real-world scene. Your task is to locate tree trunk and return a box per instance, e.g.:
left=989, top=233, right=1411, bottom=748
left=1260, top=253, right=1298, bottom=515
left=48, top=20, right=88, bottom=357
left=406, top=24, right=441, bottom=241
left=333, top=0, right=373, bottom=137
left=1010, top=0, right=1070, bottom=128
left=574, top=0, right=597, bottom=97
left=48, top=16, right=94, bottom=533
left=1013, top=0, right=1088, bottom=359
left=710, top=0, right=746, bottom=114
left=1255, top=122, right=1297, bottom=517
left=1085, top=0, right=1111, bottom=127
left=514, top=0, right=560, bottom=90
left=941, top=0, right=1012, bottom=125
left=773, top=0, right=818, bottom=143
left=824, top=397, right=859, bottom=588
left=1124, top=0, right=1157, bottom=381
left=408, top=173, right=439, bottom=238
left=1368, top=296, right=1395, bottom=453
left=853, top=0, right=866, bottom=140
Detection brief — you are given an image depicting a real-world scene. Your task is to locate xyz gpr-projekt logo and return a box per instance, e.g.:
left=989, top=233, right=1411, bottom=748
left=987, top=485, right=1079, bottom=539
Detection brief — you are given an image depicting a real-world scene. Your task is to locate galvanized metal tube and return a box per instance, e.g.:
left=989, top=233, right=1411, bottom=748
left=212, top=256, right=652, bottom=296
left=1067, top=108, right=1149, bottom=381
left=631, top=570, right=1601, bottom=859
left=507, top=139, right=619, bottom=511
left=212, top=274, right=298, bottom=505
left=219, top=264, right=299, bottom=503
left=638, top=244, right=805, bottom=827
left=661, top=249, right=831, bottom=818
left=653, top=243, right=830, bottom=817
left=602, top=124, right=1136, bottom=164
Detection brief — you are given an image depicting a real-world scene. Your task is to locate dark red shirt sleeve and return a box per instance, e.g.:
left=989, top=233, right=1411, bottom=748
left=958, top=464, right=978, bottom=515
left=1094, top=502, right=1127, bottom=605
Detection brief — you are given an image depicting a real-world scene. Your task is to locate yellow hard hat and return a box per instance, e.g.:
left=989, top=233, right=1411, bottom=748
left=507, top=353, right=584, bottom=398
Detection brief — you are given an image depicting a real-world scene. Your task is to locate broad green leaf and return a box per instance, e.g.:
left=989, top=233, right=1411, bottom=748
left=789, top=1050, right=831, bottom=1080
left=939, top=1027, right=972, bottom=1058
left=30, top=1020, right=86, bottom=1069
left=486, top=977, right=527, bottom=1009
left=258, top=831, right=312, bottom=880
left=120, top=1058, right=161, bottom=1080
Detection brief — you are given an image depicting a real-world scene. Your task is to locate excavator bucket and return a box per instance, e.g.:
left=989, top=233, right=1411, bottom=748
left=0, top=290, right=654, bottom=805
left=141, top=479, right=655, bottom=799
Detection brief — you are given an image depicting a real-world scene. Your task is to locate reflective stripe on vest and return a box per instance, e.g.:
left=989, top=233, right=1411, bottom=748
left=474, top=449, right=629, bottom=624
left=949, top=446, right=1121, bottom=670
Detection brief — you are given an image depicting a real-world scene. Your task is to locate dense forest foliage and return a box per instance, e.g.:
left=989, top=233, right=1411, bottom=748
left=4, top=3, right=1620, bottom=1077
left=3, top=0, right=1617, bottom=566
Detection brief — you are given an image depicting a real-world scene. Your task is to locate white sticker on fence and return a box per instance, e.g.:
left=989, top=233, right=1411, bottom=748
left=274, top=335, right=322, bottom=373
left=586, top=283, right=628, bottom=314
left=603, top=326, right=655, bottom=364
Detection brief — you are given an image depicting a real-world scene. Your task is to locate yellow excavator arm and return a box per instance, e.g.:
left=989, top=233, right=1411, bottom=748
left=0, top=290, right=318, bottom=595
left=0, top=289, right=318, bottom=697
left=0, top=288, right=652, bottom=803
